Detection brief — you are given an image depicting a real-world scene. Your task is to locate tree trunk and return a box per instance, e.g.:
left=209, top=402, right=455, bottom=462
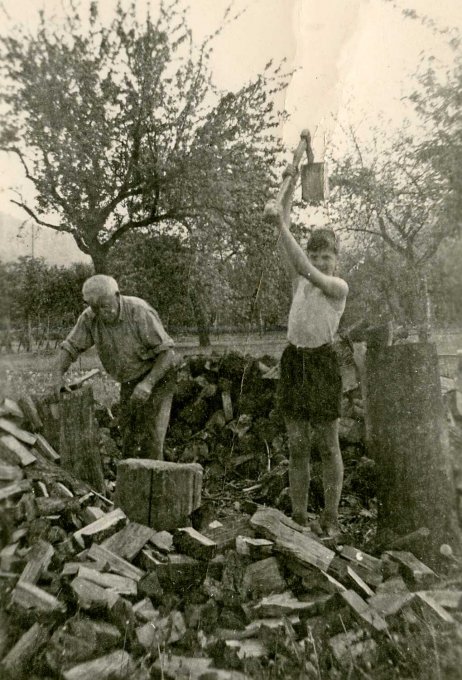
left=37, top=386, right=104, bottom=491
left=59, top=385, right=104, bottom=491
left=189, top=288, right=211, bottom=347
left=366, top=342, right=461, bottom=562
left=89, top=245, right=109, bottom=274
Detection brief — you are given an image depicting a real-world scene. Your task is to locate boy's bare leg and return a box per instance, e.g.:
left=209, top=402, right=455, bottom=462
left=314, top=419, right=344, bottom=533
left=285, top=418, right=312, bottom=526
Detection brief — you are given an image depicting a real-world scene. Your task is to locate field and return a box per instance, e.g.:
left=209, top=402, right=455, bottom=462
left=1, top=328, right=461, bottom=406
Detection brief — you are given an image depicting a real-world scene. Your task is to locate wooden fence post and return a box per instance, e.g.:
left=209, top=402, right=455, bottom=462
left=366, top=342, right=461, bottom=561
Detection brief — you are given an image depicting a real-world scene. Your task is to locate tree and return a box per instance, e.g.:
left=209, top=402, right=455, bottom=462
left=0, top=1, right=286, bottom=276
left=409, top=56, right=462, bottom=239
left=329, top=127, right=452, bottom=338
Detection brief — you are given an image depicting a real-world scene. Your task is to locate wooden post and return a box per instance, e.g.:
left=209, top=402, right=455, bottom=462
left=366, top=343, right=461, bottom=561
left=36, top=386, right=104, bottom=492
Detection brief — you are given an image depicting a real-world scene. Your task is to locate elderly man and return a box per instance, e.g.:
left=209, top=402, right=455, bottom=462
left=54, top=275, right=177, bottom=460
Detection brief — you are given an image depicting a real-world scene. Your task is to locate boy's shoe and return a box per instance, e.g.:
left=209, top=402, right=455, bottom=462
left=309, top=518, right=323, bottom=536
left=319, top=511, right=342, bottom=540
left=310, top=513, right=342, bottom=540
left=292, top=511, right=309, bottom=527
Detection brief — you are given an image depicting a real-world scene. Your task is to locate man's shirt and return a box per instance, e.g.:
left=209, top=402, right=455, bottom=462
left=62, top=296, right=174, bottom=383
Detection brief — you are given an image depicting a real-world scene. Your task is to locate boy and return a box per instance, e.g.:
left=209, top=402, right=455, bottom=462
left=265, top=184, right=348, bottom=536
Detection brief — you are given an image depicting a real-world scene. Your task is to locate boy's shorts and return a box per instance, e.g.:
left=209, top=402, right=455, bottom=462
left=277, top=343, right=342, bottom=423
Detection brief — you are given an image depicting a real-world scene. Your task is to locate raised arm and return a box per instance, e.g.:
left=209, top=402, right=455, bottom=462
left=266, top=201, right=348, bottom=300
left=275, top=165, right=299, bottom=281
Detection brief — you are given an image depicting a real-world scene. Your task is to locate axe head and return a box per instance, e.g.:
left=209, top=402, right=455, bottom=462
left=301, top=162, right=329, bottom=204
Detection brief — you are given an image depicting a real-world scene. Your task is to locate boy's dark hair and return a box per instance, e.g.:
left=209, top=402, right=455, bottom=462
left=306, top=227, right=338, bottom=254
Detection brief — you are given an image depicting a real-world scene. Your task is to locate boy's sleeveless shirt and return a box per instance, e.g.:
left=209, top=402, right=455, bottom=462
left=287, top=275, right=347, bottom=348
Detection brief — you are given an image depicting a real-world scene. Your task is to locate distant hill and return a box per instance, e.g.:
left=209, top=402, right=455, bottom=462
left=0, top=212, right=91, bottom=266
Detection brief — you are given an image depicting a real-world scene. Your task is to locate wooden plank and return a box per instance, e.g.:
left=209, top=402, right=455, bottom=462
left=2, top=398, right=24, bottom=419
left=149, top=530, right=174, bottom=553
left=412, top=591, right=457, bottom=625
left=0, top=417, right=36, bottom=445
left=87, top=543, right=145, bottom=581
left=70, top=577, right=115, bottom=609
left=300, top=567, right=346, bottom=594
left=61, top=561, right=107, bottom=577
left=0, top=463, right=23, bottom=482
left=346, top=565, right=375, bottom=598
left=0, top=622, right=50, bottom=678
left=77, top=565, right=137, bottom=596
left=73, top=508, right=127, bottom=549
left=12, top=581, right=66, bottom=613
left=155, top=554, right=207, bottom=589
left=0, top=543, right=22, bottom=572
left=151, top=655, right=214, bottom=680
left=0, top=434, right=36, bottom=466
left=173, top=527, right=218, bottom=561
left=222, top=391, right=233, bottom=422
left=249, top=591, right=326, bottom=619
left=337, top=545, right=382, bottom=573
left=154, top=657, right=249, bottom=680
left=133, top=598, right=159, bottom=623
left=338, top=590, right=387, bottom=632
left=101, top=521, right=156, bottom=560
left=236, top=536, right=273, bottom=559
left=18, top=395, right=43, bottom=432
left=368, top=592, right=415, bottom=619
left=385, top=550, right=437, bottom=587
left=241, top=557, right=287, bottom=599
left=417, top=589, right=462, bottom=610
left=250, top=507, right=335, bottom=572
left=34, top=433, right=60, bottom=462
left=62, top=649, right=135, bottom=680
left=139, top=548, right=167, bottom=571
left=18, top=540, right=54, bottom=585
left=0, top=479, right=30, bottom=501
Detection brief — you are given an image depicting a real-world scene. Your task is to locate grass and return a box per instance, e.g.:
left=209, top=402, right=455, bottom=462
left=0, top=331, right=288, bottom=407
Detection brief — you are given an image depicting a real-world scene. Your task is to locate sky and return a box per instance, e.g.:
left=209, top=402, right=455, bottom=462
left=0, top=0, right=460, bottom=261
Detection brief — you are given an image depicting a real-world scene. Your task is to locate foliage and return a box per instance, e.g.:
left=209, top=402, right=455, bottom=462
left=328, top=125, right=456, bottom=334
left=0, top=257, right=92, bottom=349
left=0, top=0, right=287, bottom=274
left=409, top=56, right=462, bottom=240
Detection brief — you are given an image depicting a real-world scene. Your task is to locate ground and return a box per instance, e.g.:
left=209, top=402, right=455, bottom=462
left=1, top=332, right=462, bottom=679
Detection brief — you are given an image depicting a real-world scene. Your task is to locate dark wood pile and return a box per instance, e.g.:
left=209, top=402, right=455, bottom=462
left=0, top=354, right=461, bottom=679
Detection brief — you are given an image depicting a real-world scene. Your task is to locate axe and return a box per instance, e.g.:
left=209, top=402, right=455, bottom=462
left=263, top=128, right=328, bottom=220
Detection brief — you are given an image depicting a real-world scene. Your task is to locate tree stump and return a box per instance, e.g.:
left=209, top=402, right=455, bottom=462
left=115, top=459, right=203, bottom=530
left=366, top=342, right=461, bottom=560
left=37, top=386, right=104, bottom=492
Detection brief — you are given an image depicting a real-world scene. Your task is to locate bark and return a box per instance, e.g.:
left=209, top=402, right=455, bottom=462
left=366, top=342, right=461, bottom=562
left=37, top=386, right=104, bottom=491
left=59, top=385, right=104, bottom=492
left=189, top=288, right=211, bottom=347
left=90, top=247, right=110, bottom=275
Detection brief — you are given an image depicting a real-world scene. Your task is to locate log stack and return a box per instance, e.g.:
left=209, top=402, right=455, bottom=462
left=0, top=391, right=461, bottom=679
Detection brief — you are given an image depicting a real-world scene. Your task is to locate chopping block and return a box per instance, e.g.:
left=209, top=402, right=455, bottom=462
left=115, top=459, right=203, bottom=530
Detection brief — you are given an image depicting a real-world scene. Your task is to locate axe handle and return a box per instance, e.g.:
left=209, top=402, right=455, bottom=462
left=276, top=129, right=314, bottom=208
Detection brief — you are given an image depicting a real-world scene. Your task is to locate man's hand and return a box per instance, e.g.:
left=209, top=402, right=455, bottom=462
left=52, top=374, right=70, bottom=400
left=130, top=380, right=153, bottom=406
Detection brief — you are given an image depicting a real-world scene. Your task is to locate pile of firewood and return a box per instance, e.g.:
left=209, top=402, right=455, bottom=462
left=0, top=386, right=461, bottom=680
left=161, top=351, right=364, bottom=480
